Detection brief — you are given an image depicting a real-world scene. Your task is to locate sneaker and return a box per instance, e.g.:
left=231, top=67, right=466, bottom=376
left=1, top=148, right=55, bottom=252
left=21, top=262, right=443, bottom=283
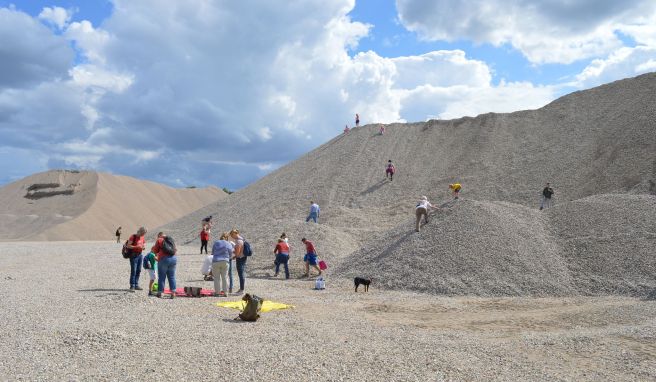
left=170, top=292, right=175, bottom=299
left=129, top=286, right=135, bottom=292
left=148, top=291, right=154, bottom=296
left=274, top=272, right=279, bottom=277
left=134, top=286, right=143, bottom=291
left=156, top=293, right=162, bottom=298
left=235, top=289, right=244, bottom=295
left=228, top=288, right=233, bottom=294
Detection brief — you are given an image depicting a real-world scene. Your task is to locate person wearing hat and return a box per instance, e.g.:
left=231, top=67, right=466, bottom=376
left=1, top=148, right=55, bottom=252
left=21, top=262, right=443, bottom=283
left=415, top=196, right=438, bottom=232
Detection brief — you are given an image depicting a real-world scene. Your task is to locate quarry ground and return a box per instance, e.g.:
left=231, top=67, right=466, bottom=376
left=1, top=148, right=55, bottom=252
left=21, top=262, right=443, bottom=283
left=1, top=241, right=654, bottom=381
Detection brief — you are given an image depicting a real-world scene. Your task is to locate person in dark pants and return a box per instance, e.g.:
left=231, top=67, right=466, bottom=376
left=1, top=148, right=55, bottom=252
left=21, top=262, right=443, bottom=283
left=115, top=226, right=122, bottom=243
left=200, top=226, right=209, bottom=254
left=273, top=238, right=290, bottom=279
left=229, top=229, right=246, bottom=294
left=126, top=227, right=146, bottom=291
left=540, top=183, right=555, bottom=210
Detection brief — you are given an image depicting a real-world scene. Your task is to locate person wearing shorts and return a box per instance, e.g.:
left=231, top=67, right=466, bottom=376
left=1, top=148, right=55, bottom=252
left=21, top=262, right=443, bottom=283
left=415, top=196, right=437, bottom=232
left=144, top=251, right=158, bottom=296
left=386, top=160, right=395, bottom=181
left=301, top=238, right=321, bottom=277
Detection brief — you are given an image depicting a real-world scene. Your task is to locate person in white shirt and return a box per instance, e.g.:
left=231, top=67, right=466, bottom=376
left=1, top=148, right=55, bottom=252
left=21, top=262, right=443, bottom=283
left=306, top=201, right=320, bottom=223
left=415, top=196, right=438, bottom=232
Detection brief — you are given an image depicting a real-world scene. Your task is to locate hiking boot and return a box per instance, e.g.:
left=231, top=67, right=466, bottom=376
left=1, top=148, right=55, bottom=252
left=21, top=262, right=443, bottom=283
left=148, top=291, right=154, bottom=296
left=134, top=286, right=143, bottom=291
left=236, top=289, right=244, bottom=295
left=129, top=286, right=135, bottom=292
left=156, top=292, right=162, bottom=298
left=170, top=292, right=175, bottom=299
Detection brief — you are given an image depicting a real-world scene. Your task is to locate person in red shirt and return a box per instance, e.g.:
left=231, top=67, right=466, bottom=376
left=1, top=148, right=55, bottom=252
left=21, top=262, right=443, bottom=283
left=273, top=238, right=290, bottom=279
left=301, top=238, right=321, bottom=277
left=200, top=226, right=210, bottom=254
left=126, top=226, right=147, bottom=291
left=151, top=232, right=178, bottom=298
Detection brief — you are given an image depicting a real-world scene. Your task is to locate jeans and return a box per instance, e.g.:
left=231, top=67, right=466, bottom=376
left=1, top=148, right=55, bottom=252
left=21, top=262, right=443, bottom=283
left=275, top=253, right=290, bottom=278
left=235, top=257, right=247, bottom=291
left=306, top=211, right=318, bottom=223
left=212, top=261, right=229, bottom=293
left=129, top=254, right=143, bottom=288
left=228, top=259, right=234, bottom=291
left=157, top=255, right=177, bottom=293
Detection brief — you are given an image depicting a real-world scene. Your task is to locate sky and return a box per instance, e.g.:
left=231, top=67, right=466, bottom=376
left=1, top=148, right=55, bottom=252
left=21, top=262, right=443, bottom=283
left=1, top=1, right=655, bottom=190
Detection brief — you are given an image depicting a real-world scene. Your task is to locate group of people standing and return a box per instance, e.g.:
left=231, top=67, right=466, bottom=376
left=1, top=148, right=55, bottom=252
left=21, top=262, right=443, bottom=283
left=123, top=227, right=178, bottom=298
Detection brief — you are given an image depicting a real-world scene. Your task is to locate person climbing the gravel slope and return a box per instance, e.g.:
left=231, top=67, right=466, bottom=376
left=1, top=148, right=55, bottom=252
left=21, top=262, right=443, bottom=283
left=386, top=160, right=396, bottom=181
left=301, top=238, right=322, bottom=277
left=449, top=183, right=462, bottom=200
left=306, top=201, right=320, bottom=223
left=540, top=182, right=555, bottom=210
left=273, top=238, right=291, bottom=279
left=415, top=196, right=438, bottom=232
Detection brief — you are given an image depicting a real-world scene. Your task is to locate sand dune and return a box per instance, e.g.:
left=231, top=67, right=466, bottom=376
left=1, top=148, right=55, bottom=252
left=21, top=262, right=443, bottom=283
left=160, top=72, right=656, bottom=297
left=0, top=170, right=226, bottom=241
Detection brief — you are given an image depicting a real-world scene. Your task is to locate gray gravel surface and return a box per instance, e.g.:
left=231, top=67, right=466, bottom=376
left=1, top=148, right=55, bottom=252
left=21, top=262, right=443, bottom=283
left=1, top=242, right=655, bottom=381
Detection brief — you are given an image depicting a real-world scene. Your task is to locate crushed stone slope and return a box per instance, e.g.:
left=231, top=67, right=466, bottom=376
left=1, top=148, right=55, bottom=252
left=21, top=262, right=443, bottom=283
left=0, top=170, right=226, bottom=241
left=160, top=73, right=656, bottom=296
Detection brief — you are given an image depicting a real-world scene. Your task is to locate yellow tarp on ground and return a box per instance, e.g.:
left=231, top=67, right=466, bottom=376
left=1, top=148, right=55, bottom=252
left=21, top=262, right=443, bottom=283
left=215, top=300, right=294, bottom=313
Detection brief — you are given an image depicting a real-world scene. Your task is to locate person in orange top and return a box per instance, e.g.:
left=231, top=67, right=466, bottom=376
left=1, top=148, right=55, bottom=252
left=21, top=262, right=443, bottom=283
left=151, top=232, right=178, bottom=298
left=126, top=226, right=146, bottom=291
left=200, top=226, right=210, bottom=254
left=273, top=238, right=290, bottom=279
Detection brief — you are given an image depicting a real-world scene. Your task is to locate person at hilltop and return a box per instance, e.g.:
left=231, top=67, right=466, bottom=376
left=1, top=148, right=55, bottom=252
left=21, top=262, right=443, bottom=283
left=344, top=125, right=350, bottom=134
left=152, top=231, right=177, bottom=299
left=211, top=232, right=234, bottom=297
left=386, top=160, right=396, bottom=181
left=355, top=113, right=360, bottom=127
left=306, top=201, right=320, bottom=223
left=415, top=196, right=438, bottom=232
left=273, top=238, right=291, bottom=279
left=200, top=225, right=210, bottom=254
left=229, top=229, right=247, bottom=294
left=301, top=238, right=322, bottom=277
left=115, top=226, right=122, bottom=243
left=449, top=183, right=462, bottom=200
left=126, top=226, right=146, bottom=291
left=379, top=125, right=385, bottom=135
left=540, top=183, right=555, bottom=210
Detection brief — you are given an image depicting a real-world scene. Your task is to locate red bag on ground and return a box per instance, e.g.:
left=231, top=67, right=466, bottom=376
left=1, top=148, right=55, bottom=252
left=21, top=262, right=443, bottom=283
left=319, top=260, right=327, bottom=270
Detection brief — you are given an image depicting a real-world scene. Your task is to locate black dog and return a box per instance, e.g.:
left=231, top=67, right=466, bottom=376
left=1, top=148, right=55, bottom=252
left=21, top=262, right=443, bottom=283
left=354, top=277, right=371, bottom=292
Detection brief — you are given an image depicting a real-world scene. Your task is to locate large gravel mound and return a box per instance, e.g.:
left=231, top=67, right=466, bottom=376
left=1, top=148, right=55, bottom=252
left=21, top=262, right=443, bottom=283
left=336, top=194, right=656, bottom=296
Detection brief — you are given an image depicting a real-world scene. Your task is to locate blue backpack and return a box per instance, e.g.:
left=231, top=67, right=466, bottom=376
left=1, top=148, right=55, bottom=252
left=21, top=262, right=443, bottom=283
left=143, top=254, right=152, bottom=269
left=243, top=241, right=253, bottom=256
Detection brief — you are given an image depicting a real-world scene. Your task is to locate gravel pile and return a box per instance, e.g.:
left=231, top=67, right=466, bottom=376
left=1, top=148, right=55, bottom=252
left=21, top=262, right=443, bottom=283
left=158, top=72, right=656, bottom=296
left=336, top=194, right=656, bottom=297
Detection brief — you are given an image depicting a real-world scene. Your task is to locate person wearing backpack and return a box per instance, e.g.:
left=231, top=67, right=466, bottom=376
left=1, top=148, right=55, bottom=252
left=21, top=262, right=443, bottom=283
left=126, top=227, right=147, bottom=291
left=143, top=251, right=158, bottom=296
left=152, top=231, right=178, bottom=299
left=229, top=229, right=247, bottom=294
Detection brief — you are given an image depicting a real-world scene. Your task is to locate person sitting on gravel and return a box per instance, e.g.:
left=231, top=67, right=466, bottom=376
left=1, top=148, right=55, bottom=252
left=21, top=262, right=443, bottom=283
left=415, top=196, right=438, bottom=232
left=201, top=253, right=213, bottom=281
left=152, top=232, right=177, bottom=299
left=449, top=183, right=462, bottom=200
left=301, top=238, right=322, bottom=277
left=211, top=232, right=234, bottom=297
left=540, top=183, right=555, bottom=210
left=306, top=201, right=320, bottom=223
left=344, top=125, right=350, bottom=134
left=126, top=226, right=147, bottom=291
left=274, top=238, right=291, bottom=279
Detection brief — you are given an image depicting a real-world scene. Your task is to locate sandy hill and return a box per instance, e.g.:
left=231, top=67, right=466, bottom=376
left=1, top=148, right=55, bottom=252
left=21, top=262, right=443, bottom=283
left=0, top=170, right=226, bottom=241
left=160, top=73, right=656, bottom=296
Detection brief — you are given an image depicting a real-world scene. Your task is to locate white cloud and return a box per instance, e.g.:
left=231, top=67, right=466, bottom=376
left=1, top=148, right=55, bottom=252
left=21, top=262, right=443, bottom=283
left=0, top=1, right=558, bottom=189
left=576, top=46, right=656, bottom=87
left=396, top=0, right=656, bottom=64
left=38, top=6, right=72, bottom=30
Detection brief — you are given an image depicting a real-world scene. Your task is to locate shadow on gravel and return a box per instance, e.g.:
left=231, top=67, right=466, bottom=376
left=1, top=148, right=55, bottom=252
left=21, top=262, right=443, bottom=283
left=643, top=288, right=656, bottom=301
left=78, top=288, right=128, bottom=292
left=359, top=179, right=388, bottom=196
left=221, top=318, right=253, bottom=324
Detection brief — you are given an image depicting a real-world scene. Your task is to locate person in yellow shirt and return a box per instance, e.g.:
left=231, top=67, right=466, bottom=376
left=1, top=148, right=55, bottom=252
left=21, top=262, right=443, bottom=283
left=449, top=183, right=462, bottom=200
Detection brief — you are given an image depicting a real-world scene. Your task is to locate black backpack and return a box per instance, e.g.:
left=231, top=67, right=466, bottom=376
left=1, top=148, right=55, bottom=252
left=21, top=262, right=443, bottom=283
left=243, top=240, right=253, bottom=256
left=161, top=236, right=177, bottom=256
left=122, top=235, right=139, bottom=259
